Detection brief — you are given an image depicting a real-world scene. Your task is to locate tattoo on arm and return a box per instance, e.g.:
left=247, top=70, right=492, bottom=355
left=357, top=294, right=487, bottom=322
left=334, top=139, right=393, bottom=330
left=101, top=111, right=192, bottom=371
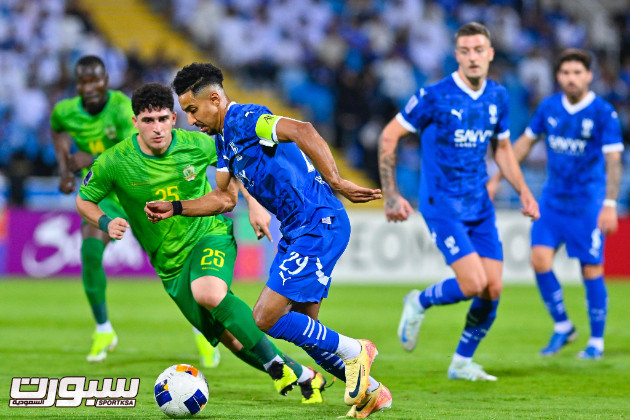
left=605, top=155, right=622, bottom=199
left=378, top=137, right=397, bottom=195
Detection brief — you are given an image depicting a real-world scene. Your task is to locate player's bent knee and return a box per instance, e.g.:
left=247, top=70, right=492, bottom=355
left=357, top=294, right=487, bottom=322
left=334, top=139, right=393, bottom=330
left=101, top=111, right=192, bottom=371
left=191, top=276, right=228, bottom=310
left=457, top=275, right=487, bottom=297
left=582, top=264, right=603, bottom=279
left=486, top=281, right=503, bottom=300
left=531, top=248, right=553, bottom=273
left=531, top=256, right=551, bottom=273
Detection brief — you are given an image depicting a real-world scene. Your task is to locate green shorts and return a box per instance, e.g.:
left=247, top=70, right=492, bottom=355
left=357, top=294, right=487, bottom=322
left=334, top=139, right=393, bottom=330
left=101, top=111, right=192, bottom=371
left=162, top=234, right=237, bottom=346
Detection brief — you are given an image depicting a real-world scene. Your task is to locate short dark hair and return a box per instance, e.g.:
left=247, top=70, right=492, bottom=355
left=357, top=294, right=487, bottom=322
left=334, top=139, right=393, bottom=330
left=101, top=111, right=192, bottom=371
left=131, top=82, right=174, bottom=116
left=455, top=22, right=491, bottom=42
left=75, top=55, right=105, bottom=72
left=555, top=48, right=592, bottom=73
left=172, top=62, right=224, bottom=96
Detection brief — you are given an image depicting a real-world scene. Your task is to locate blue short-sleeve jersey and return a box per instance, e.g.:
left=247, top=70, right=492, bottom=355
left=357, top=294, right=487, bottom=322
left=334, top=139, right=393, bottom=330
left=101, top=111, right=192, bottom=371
left=525, top=92, right=623, bottom=213
left=216, top=103, right=344, bottom=240
left=397, top=72, right=510, bottom=221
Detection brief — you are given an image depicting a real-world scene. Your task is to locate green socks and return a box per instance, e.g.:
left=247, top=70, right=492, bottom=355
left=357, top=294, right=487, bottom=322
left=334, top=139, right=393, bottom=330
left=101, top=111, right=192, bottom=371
left=210, top=293, right=265, bottom=353
left=81, top=238, right=108, bottom=324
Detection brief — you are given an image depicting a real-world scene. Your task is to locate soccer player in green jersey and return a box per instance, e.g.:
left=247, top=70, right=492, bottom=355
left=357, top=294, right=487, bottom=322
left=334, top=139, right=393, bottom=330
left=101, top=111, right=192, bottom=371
left=50, top=56, right=219, bottom=366
left=76, top=82, right=327, bottom=403
left=50, top=55, right=134, bottom=362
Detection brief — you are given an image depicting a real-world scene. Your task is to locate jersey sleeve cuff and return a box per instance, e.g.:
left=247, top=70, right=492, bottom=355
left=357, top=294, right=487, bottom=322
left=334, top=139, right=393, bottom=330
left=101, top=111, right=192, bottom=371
left=496, top=129, right=510, bottom=140
left=524, top=127, right=538, bottom=139
left=395, top=113, right=416, bottom=133
left=78, top=190, right=99, bottom=202
left=216, top=167, right=230, bottom=172
left=602, top=143, right=624, bottom=154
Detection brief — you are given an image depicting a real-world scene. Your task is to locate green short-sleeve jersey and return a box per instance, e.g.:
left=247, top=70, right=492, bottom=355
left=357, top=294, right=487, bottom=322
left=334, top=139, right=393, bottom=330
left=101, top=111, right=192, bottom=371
left=50, top=90, right=136, bottom=157
left=79, top=129, right=231, bottom=282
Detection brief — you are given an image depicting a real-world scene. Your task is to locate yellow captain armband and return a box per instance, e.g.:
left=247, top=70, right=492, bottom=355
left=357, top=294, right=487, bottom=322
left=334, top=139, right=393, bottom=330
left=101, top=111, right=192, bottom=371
left=255, top=114, right=282, bottom=147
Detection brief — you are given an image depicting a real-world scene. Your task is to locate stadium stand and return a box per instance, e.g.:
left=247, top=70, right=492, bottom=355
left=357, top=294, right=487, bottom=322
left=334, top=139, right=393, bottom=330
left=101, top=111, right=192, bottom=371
left=1, top=0, right=630, bottom=211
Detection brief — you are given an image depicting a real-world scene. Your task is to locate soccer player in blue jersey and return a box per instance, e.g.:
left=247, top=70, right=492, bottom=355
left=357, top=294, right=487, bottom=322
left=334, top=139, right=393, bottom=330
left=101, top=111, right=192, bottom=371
left=488, top=49, right=623, bottom=360
left=379, top=22, right=539, bottom=381
left=145, top=63, right=391, bottom=417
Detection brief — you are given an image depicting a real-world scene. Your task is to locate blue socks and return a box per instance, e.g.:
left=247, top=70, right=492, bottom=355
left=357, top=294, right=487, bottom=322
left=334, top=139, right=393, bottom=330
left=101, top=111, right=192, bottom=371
left=455, top=298, right=499, bottom=358
left=267, top=311, right=340, bottom=353
left=304, top=347, right=346, bottom=382
left=419, top=277, right=469, bottom=309
left=536, top=270, right=568, bottom=323
left=584, top=275, right=607, bottom=338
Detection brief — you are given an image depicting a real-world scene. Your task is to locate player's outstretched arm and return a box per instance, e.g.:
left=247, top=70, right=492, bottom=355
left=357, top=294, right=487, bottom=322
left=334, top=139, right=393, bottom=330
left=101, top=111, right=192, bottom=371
left=76, top=195, right=129, bottom=240
left=378, top=118, right=414, bottom=222
left=238, top=182, right=272, bottom=242
left=145, top=171, right=239, bottom=222
left=487, top=132, right=537, bottom=200
left=598, top=151, right=622, bottom=235
left=274, top=118, right=382, bottom=203
left=494, top=137, right=540, bottom=220
left=51, top=129, right=76, bottom=194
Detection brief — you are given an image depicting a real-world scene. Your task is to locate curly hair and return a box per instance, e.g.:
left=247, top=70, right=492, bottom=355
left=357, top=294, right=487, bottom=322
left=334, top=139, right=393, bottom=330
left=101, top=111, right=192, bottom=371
left=172, top=62, right=224, bottom=96
left=555, top=48, right=592, bottom=73
left=131, top=82, right=174, bottom=116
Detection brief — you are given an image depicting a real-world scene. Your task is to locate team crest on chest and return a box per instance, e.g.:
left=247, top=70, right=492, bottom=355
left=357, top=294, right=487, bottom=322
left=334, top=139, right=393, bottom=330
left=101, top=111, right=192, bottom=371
left=488, top=104, right=498, bottom=124
left=581, top=119, right=593, bottom=138
left=104, top=126, right=117, bottom=139
left=183, top=164, right=196, bottom=181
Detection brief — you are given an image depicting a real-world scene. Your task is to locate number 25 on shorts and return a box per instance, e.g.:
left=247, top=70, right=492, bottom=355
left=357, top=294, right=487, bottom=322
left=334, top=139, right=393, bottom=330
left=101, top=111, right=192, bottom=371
left=201, top=248, right=225, bottom=268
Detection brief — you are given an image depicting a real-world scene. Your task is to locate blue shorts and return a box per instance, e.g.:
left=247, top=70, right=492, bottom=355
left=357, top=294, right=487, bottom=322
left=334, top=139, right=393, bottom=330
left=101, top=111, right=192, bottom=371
left=424, top=212, right=503, bottom=265
left=531, top=205, right=603, bottom=265
left=267, top=212, right=350, bottom=303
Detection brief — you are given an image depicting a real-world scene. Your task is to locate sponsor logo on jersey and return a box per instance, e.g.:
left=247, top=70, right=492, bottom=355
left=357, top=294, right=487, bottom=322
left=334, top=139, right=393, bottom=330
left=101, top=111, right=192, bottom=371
left=489, top=104, right=498, bottom=124
left=104, top=126, right=117, bottom=140
left=450, top=109, right=463, bottom=120
left=548, top=135, right=587, bottom=155
left=183, top=164, right=196, bottom=181
left=453, top=129, right=493, bottom=147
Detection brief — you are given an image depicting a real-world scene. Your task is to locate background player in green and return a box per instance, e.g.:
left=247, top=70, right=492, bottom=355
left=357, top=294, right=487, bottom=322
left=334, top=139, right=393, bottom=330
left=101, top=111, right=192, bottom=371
left=50, top=56, right=219, bottom=366
left=50, top=55, right=134, bottom=362
left=76, top=82, right=327, bottom=403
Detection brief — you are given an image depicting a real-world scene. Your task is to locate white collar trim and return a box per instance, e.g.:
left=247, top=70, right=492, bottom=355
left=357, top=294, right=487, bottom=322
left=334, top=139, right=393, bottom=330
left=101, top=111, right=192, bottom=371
left=221, top=102, right=238, bottom=136
left=452, top=71, right=486, bottom=100
left=562, top=91, right=595, bottom=115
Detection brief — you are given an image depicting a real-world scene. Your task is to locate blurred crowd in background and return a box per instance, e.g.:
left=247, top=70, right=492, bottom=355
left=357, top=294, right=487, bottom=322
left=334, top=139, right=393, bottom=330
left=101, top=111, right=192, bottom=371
left=2, top=0, right=630, bottom=209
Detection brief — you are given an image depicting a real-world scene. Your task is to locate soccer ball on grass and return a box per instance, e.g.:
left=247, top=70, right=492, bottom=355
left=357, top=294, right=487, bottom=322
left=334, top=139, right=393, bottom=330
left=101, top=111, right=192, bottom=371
left=154, top=364, right=209, bottom=418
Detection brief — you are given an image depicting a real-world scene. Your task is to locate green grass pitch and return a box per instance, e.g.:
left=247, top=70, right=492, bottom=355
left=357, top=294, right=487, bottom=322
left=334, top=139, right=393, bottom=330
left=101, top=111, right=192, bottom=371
left=1, top=278, right=629, bottom=419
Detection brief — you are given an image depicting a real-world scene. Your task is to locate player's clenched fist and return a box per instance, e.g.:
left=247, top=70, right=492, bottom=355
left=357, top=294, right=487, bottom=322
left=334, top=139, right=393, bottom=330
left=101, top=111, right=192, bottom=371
left=145, top=201, right=174, bottom=223
left=108, top=217, right=130, bottom=240
left=59, top=175, right=76, bottom=194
